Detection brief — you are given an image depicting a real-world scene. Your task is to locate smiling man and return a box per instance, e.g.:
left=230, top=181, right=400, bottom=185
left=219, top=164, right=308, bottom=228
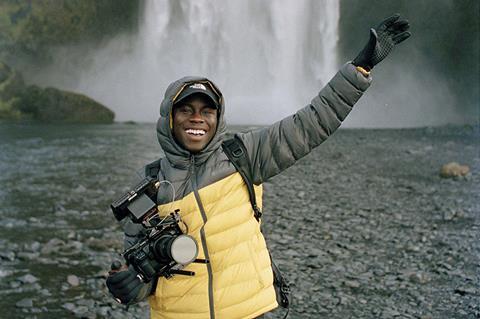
left=171, top=84, right=219, bottom=153
left=106, top=14, right=411, bottom=319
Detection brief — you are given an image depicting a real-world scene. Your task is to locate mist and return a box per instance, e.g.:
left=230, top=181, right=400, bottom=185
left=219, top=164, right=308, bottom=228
left=26, top=0, right=479, bottom=127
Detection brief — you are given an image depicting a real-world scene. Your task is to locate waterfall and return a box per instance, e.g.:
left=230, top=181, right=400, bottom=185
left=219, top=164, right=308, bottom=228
left=41, top=1, right=340, bottom=123
left=137, top=0, right=340, bottom=123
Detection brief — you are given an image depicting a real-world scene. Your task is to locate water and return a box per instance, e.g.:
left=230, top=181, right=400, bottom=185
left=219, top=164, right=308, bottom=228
left=0, top=123, right=161, bottom=318
left=139, top=0, right=339, bottom=117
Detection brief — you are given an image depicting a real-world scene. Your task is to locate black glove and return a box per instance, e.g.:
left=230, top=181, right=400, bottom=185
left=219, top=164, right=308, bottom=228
left=352, top=14, right=411, bottom=71
left=106, top=264, right=143, bottom=305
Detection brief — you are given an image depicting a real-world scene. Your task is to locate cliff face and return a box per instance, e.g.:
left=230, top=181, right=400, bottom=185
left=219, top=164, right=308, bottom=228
left=0, top=0, right=140, bottom=66
left=0, top=61, right=25, bottom=119
left=0, top=1, right=134, bottom=123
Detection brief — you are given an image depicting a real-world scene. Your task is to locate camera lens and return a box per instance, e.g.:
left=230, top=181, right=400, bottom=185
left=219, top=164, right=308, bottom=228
left=170, top=235, right=198, bottom=265
left=152, top=234, right=198, bottom=265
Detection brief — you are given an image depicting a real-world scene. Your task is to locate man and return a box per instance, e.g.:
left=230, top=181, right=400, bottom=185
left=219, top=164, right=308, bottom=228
left=107, top=14, right=410, bottom=319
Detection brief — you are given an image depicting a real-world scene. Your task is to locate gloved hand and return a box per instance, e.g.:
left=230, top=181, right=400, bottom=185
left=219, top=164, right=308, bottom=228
left=106, top=262, right=143, bottom=305
left=352, top=14, right=411, bottom=71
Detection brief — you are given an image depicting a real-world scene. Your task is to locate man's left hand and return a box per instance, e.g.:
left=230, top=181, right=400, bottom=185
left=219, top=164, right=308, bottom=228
left=352, top=13, right=411, bottom=71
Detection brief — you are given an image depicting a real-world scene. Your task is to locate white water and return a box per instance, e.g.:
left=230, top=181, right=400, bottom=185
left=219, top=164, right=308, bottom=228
left=41, top=0, right=340, bottom=124
left=135, top=0, right=340, bottom=123
left=27, top=1, right=471, bottom=127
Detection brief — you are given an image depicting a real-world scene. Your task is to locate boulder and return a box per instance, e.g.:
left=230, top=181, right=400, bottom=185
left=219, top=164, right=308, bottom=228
left=439, top=162, right=470, bottom=178
left=1, top=61, right=114, bottom=123
left=15, top=85, right=115, bottom=123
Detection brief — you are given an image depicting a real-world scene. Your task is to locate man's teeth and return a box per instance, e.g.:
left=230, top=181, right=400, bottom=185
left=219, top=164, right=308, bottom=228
left=185, top=129, right=206, bottom=136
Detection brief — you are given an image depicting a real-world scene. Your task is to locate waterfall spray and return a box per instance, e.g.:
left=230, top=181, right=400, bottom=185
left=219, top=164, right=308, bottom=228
left=30, top=1, right=340, bottom=124
left=137, top=0, right=340, bottom=124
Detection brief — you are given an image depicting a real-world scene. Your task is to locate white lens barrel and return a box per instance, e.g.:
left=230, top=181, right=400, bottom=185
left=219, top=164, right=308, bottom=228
left=170, top=234, right=198, bottom=265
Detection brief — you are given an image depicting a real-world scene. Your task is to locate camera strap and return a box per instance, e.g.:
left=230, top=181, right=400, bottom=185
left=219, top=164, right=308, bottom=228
left=222, top=136, right=291, bottom=315
left=144, top=158, right=162, bottom=179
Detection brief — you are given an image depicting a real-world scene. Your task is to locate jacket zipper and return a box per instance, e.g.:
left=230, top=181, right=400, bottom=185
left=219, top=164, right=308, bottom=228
left=190, top=156, right=215, bottom=319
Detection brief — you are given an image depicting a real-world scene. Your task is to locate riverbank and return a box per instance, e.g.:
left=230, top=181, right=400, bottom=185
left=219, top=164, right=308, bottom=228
left=0, top=123, right=478, bottom=318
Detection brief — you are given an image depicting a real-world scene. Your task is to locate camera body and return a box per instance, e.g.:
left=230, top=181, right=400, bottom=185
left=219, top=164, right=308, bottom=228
left=110, top=177, right=159, bottom=223
left=111, top=177, right=199, bottom=282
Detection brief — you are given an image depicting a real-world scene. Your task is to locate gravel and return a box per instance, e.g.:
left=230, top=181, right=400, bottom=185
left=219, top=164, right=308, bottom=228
left=0, top=124, right=478, bottom=318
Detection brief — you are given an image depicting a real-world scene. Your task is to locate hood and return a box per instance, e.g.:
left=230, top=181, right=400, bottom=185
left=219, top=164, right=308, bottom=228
left=156, top=76, right=226, bottom=168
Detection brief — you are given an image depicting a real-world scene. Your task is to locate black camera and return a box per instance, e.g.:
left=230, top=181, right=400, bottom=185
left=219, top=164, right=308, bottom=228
left=111, top=177, right=203, bottom=282
left=110, top=176, right=159, bottom=223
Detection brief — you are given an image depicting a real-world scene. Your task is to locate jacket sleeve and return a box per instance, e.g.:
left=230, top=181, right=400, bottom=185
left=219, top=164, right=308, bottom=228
left=237, top=63, right=372, bottom=184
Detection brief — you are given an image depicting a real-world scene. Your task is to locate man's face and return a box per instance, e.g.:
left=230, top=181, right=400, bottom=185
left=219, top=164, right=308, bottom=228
left=172, top=94, right=218, bottom=153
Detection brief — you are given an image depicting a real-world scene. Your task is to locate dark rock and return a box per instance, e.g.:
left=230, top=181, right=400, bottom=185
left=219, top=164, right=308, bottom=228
left=63, top=303, right=76, bottom=312
left=454, top=287, right=476, bottom=296
left=17, top=252, right=40, bottom=260
left=17, top=274, right=38, bottom=284
left=76, top=299, right=95, bottom=308
left=0, top=62, right=25, bottom=119
left=0, top=251, right=15, bottom=261
left=72, top=305, right=89, bottom=317
left=407, top=272, right=430, bottom=284
left=41, top=238, right=65, bottom=255
left=15, top=298, right=33, bottom=308
left=343, top=280, right=361, bottom=288
left=29, top=241, right=42, bottom=252
left=15, top=85, right=115, bottom=123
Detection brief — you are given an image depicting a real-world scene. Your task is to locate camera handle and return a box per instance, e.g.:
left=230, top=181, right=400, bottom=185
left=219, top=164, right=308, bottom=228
left=166, top=258, right=209, bottom=277
left=170, top=269, right=195, bottom=276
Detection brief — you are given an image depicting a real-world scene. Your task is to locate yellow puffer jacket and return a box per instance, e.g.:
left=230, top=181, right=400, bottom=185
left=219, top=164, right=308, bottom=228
left=150, top=173, right=276, bottom=319
left=123, top=63, right=371, bottom=318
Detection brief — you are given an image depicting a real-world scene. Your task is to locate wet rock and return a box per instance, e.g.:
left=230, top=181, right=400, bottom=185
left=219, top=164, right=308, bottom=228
left=16, top=85, right=115, bottom=123
left=15, top=298, right=33, bottom=308
left=29, top=241, right=42, bottom=252
left=454, top=287, right=476, bottom=296
left=442, top=209, right=465, bottom=221
left=10, top=281, right=21, bottom=288
left=76, top=299, right=95, bottom=308
left=40, top=238, right=65, bottom=254
left=1, top=127, right=479, bottom=319
left=343, top=280, right=361, bottom=288
left=407, top=272, right=431, bottom=284
left=67, top=241, right=84, bottom=251
left=67, top=274, right=80, bottom=287
left=74, top=185, right=87, bottom=193
left=0, top=251, right=15, bottom=261
left=17, top=274, right=39, bottom=284
left=17, top=252, right=40, bottom=260
left=0, top=268, right=12, bottom=278
left=63, top=303, right=76, bottom=312
left=72, top=305, right=97, bottom=318
left=439, top=162, right=470, bottom=178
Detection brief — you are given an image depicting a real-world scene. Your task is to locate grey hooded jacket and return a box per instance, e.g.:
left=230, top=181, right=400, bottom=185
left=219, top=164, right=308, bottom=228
left=123, top=62, right=371, bottom=312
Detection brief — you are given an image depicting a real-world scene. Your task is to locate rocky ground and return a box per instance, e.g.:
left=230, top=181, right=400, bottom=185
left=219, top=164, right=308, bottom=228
left=0, top=124, right=478, bottom=318
left=261, top=127, right=479, bottom=319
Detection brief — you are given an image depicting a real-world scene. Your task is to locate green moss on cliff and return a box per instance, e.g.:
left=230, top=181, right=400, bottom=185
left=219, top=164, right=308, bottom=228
left=0, top=61, right=115, bottom=123
left=0, top=61, right=24, bottom=118
left=0, top=0, right=140, bottom=63
left=15, top=85, right=115, bottom=123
